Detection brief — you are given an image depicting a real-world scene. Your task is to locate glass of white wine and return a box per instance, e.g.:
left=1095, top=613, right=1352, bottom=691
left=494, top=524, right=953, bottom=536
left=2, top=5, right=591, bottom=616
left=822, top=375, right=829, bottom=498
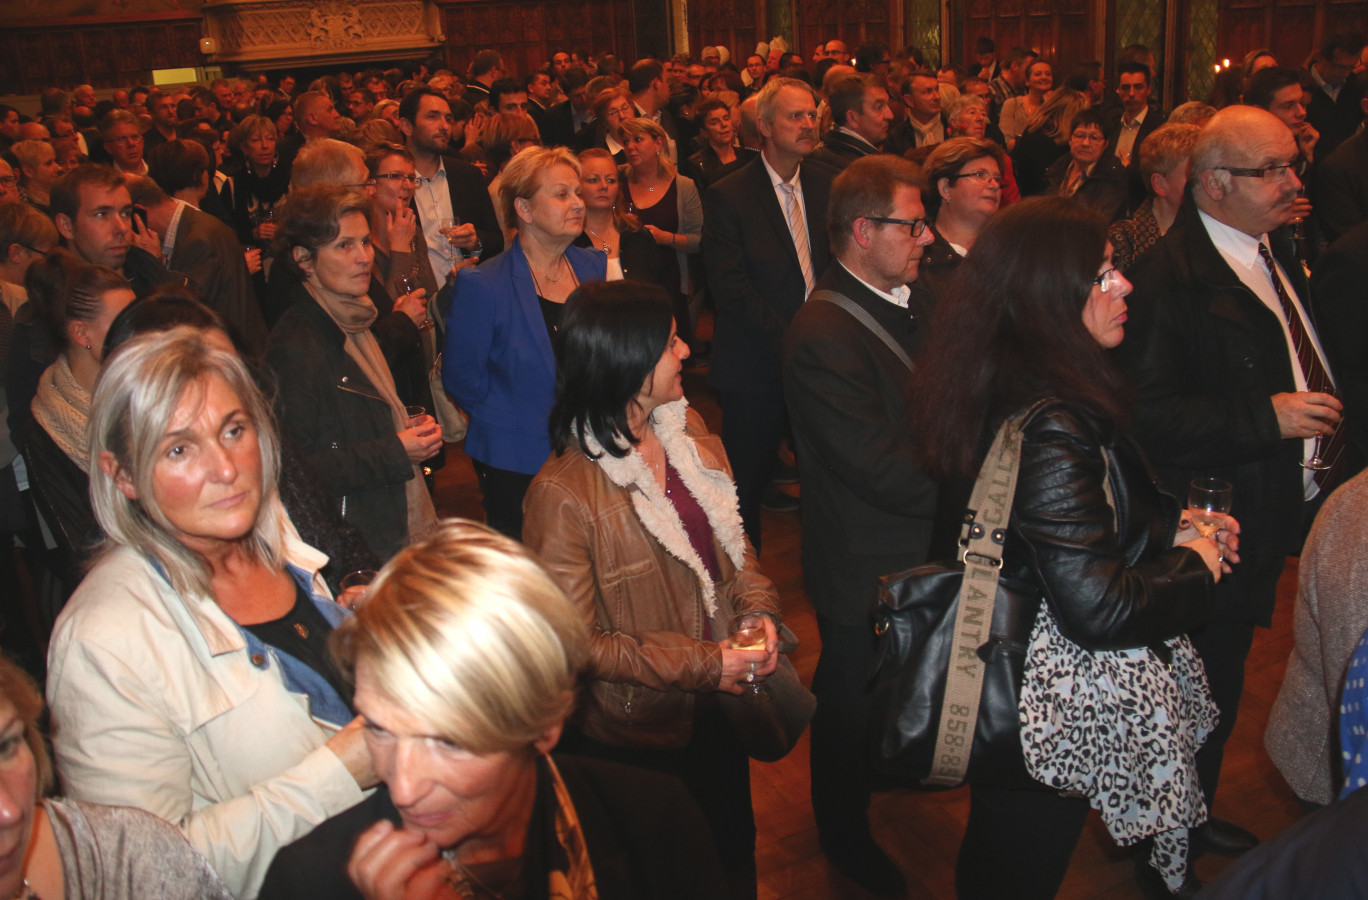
left=439, top=216, right=464, bottom=263
left=728, top=612, right=769, bottom=699
left=1188, top=477, right=1233, bottom=560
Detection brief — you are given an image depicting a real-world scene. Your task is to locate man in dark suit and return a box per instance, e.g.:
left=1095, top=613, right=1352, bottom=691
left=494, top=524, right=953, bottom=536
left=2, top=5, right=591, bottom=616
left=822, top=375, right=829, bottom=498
left=1310, top=218, right=1368, bottom=476
left=128, top=173, right=268, bottom=356
left=703, top=77, right=833, bottom=550
left=540, top=68, right=592, bottom=148
left=807, top=73, right=892, bottom=172
left=1310, top=94, right=1368, bottom=243
left=627, top=59, right=679, bottom=160
left=397, top=88, right=503, bottom=288
left=1105, top=61, right=1167, bottom=210
left=1116, top=105, right=1346, bottom=871
left=1305, top=32, right=1366, bottom=160
left=784, top=155, right=936, bottom=897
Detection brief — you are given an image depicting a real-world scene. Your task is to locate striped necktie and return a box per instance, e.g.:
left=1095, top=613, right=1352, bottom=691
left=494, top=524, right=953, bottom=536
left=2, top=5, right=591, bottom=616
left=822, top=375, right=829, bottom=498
left=779, top=181, right=816, bottom=296
left=1258, top=242, right=1346, bottom=488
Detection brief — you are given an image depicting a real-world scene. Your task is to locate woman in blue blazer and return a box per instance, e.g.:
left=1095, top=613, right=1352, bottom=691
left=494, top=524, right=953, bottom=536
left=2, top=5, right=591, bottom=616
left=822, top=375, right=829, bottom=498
left=443, top=147, right=607, bottom=538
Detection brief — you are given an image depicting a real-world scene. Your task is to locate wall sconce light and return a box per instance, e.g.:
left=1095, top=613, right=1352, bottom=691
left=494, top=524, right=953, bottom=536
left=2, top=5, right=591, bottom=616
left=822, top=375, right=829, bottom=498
left=200, top=37, right=218, bottom=55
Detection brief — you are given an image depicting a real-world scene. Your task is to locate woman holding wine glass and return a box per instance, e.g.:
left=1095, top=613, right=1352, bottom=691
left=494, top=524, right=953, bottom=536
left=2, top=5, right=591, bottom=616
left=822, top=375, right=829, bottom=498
left=911, top=197, right=1240, bottom=899
left=523, top=280, right=782, bottom=900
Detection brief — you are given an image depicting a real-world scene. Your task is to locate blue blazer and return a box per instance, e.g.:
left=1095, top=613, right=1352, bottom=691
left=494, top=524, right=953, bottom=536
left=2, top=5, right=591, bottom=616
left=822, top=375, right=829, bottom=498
left=442, top=240, right=606, bottom=474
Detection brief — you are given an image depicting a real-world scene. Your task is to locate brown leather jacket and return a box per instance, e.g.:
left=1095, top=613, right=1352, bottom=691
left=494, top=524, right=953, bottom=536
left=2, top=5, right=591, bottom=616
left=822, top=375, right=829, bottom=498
left=523, top=403, right=781, bottom=749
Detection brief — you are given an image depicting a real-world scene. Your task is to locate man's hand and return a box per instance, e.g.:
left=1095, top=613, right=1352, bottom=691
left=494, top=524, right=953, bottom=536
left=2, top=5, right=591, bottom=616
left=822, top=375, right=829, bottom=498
left=129, top=213, right=161, bottom=256
left=1272, top=391, right=1342, bottom=439
left=446, top=222, right=479, bottom=251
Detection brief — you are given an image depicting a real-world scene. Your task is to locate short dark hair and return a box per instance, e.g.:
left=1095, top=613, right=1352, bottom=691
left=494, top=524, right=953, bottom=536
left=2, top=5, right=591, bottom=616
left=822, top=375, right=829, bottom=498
left=469, top=50, right=504, bottom=79
left=1245, top=66, right=1309, bottom=109
left=828, top=154, right=925, bottom=256
left=812, top=58, right=841, bottom=89
left=489, top=77, right=525, bottom=108
left=628, top=58, right=665, bottom=95
left=103, top=288, right=230, bottom=358
left=1007, top=46, right=1037, bottom=67
left=1068, top=107, right=1107, bottom=136
left=854, top=41, right=889, bottom=73
left=398, top=87, right=449, bottom=124
left=273, top=184, right=371, bottom=280
left=1065, top=61, right=1103, bottom=93
left=827, top=74, right=879, bottom=129
left=1321, top=31, right=1366, bottom=60
left=147, top=139, right=210, bottom=197
left=559, top=67, right=589, bottom=93
left=51, top=163, right=125, bottom=223
left=548, top=280, right=675, bottom=459
left=974, top=37, right=996, bottom=56
left=1117, top=60, right=1152, bottom=84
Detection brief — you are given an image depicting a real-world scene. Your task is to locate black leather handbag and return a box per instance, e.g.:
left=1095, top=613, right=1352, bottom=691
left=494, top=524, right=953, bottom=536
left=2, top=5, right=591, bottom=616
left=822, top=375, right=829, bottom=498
left=867, top=405, right=1044, bottom=789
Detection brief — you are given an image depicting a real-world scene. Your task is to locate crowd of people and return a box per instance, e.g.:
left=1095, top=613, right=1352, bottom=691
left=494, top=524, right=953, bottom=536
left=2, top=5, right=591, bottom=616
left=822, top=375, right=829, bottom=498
left=0, top=27, right=1366, bottom=900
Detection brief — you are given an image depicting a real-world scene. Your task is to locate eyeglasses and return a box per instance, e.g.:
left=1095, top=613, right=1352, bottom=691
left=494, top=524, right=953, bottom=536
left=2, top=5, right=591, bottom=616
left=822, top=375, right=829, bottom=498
left=373, top=172, right=419, bottom=184
left=0, top=176, right=15, bottom=187
left=947, top=169, right=1002, bottom=185
left=865, top=216, right=928, bottom=237
left=1093, top=267, right=1122, bottom=293
left=1217, top=163, right=1296, bottom=182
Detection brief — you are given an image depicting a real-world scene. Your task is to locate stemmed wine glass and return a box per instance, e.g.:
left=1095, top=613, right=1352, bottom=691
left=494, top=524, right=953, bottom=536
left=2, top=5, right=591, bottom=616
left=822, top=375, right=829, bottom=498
left=439, top=216, right=464, bottom=263
left=728, top=613, right=771, bottom=703
left=1300, top=388, right=1337, bottom=470
left=1189, top=477, right=1233, bottom=560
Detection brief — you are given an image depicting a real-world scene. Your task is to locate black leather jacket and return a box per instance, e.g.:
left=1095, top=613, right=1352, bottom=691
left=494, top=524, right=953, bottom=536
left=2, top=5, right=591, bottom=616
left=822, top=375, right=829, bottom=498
left=1001, top=400, right=1214, bottom=652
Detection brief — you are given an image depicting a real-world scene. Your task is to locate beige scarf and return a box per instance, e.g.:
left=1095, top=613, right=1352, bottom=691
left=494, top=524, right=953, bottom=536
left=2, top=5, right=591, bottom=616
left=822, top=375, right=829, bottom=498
left=303, top=279, right=437, bottom=543
left=32, top=355, right=92, bottom=472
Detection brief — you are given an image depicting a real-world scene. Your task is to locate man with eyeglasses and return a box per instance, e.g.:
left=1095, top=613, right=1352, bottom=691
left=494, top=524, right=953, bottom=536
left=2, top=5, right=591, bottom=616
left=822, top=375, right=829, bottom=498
left=99, top=110, right=147, bottom=177
left=1116, top=105, right=1351, bottom=886
left=0, top=159, right=18, bottom=205
left=1305, top=31, right=1367, bottom=160
left=783, top=154, right=934, bottom=898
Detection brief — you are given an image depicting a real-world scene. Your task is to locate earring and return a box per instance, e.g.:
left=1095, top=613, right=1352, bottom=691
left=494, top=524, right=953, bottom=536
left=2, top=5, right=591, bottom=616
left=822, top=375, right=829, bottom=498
left=84, top=343, right=92, bottom=350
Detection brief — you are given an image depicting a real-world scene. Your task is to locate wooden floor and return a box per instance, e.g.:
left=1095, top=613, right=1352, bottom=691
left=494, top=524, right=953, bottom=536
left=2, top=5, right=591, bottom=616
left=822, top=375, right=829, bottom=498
left=432, top=355, right=1309, bottom=900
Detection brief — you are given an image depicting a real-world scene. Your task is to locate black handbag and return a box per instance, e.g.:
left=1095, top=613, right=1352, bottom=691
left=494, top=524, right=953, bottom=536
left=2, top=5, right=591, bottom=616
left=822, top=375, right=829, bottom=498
left=868, top=405, right=1044, bottom=788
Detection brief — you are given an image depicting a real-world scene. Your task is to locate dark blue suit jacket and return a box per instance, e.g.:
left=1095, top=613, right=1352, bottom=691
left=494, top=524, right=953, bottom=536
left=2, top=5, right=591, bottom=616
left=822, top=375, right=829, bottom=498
left=442, top=240, right=606, bottom=474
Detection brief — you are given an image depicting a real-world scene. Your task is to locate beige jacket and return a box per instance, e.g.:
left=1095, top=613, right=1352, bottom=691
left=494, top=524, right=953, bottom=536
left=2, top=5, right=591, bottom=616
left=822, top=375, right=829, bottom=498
left=1266, top=470, right=1368, bottom=805
left=523, top=400, right=780, bottom=748
left=46, top=523, right=368, bottom=899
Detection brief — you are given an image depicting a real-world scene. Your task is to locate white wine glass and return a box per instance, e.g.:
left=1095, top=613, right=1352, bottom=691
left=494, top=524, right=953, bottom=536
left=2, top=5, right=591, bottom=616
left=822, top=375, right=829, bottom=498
left=728, top=613, right=770, bottom=700
left=1189, top=477, right=1233, bottom=560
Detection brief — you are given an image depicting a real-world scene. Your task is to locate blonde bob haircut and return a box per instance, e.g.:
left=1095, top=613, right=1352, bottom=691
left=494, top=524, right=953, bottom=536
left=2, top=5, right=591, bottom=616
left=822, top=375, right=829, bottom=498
left=89, top=327, right=286, bottom=600
left=0, top=654, right=53, bottom=798
left=331, top=519, right=589, bottom=755
left=619, top=116, right=676, bottom=181
left=499, top=146, right=581, bottom=235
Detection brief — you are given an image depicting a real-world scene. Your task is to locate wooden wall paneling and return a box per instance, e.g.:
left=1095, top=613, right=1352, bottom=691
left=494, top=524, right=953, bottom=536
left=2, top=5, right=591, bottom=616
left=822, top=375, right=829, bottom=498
left=689, top=0, right=758, bottom=63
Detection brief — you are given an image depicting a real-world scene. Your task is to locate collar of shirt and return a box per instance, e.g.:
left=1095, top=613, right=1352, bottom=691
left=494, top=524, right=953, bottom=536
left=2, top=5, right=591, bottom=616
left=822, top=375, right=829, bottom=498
left=606, top=132, right=624, bottom=155
left=1121, top=105, right=1149, bottom=129
left=761, top=151, right=802, bottom=193
left=839, top=260, right=911, bottom=308
left=1198, top=208, right=1267, bottom=276
left=1310, top=64, right=1342, bottom=98
left=161, top=199, right=187, bottom=263
left=835, top=126, right=880, bottom=151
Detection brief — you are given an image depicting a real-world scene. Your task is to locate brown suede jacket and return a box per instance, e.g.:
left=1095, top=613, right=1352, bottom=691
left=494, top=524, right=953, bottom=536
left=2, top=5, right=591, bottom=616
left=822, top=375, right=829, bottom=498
left=523, top=402, right=781, bottom=749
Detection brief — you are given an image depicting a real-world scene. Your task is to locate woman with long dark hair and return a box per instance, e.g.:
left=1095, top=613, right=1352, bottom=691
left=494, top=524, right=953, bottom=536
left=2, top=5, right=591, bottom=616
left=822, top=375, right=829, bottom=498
left=910, top=196, right=1237, bottom=898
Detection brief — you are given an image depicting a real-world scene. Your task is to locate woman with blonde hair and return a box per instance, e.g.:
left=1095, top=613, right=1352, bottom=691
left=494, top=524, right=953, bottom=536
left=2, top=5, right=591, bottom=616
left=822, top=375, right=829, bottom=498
left=259, top=520, right=726, bottom=899
left=481, top=112, right=542, bottom=242
left=10, top=140, right=65, bottom=217
left=574, top=147, right=668, bottom=287
left=619, top=116, right=703, bottom=351
left=442, top=146, right=605, bottom=539
left=1011, top=87, right=1089, bottom=197
left=47, top=328, right=380, bottom=899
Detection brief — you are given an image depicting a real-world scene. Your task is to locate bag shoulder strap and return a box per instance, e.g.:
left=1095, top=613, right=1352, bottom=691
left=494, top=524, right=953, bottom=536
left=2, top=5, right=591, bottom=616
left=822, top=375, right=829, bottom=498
left=924, top=404, right=1036, bottom=786
left=810, top=289, right=914, bottom=371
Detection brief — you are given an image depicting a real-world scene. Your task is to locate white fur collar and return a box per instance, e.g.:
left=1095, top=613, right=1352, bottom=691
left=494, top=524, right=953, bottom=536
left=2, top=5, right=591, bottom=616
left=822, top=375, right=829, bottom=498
left=580, top=400, right=747, bottom=617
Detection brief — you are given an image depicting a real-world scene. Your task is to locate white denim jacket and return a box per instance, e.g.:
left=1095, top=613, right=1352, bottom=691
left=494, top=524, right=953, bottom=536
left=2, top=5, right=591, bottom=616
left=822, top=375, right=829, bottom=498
left=46, top=523, right=368, bottom=899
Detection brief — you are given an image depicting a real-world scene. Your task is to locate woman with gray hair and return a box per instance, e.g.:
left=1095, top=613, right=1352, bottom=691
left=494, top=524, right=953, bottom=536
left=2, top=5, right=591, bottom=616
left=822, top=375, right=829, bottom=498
left=259, top=519, right=725, bottom=900
left=46, top=327, right=380, bottom=899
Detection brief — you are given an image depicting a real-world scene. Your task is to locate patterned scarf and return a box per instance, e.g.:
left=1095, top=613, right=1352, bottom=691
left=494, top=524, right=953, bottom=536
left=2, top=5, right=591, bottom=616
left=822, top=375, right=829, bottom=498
left=32, top=355, right=91, bottom=472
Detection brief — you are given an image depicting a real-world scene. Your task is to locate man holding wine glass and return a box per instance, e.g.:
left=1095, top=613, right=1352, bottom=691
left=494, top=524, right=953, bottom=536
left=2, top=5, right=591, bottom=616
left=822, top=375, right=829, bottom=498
left=1117, top=104, right=1346, bottom=863
left=397, top=88, right=503, bottom=288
